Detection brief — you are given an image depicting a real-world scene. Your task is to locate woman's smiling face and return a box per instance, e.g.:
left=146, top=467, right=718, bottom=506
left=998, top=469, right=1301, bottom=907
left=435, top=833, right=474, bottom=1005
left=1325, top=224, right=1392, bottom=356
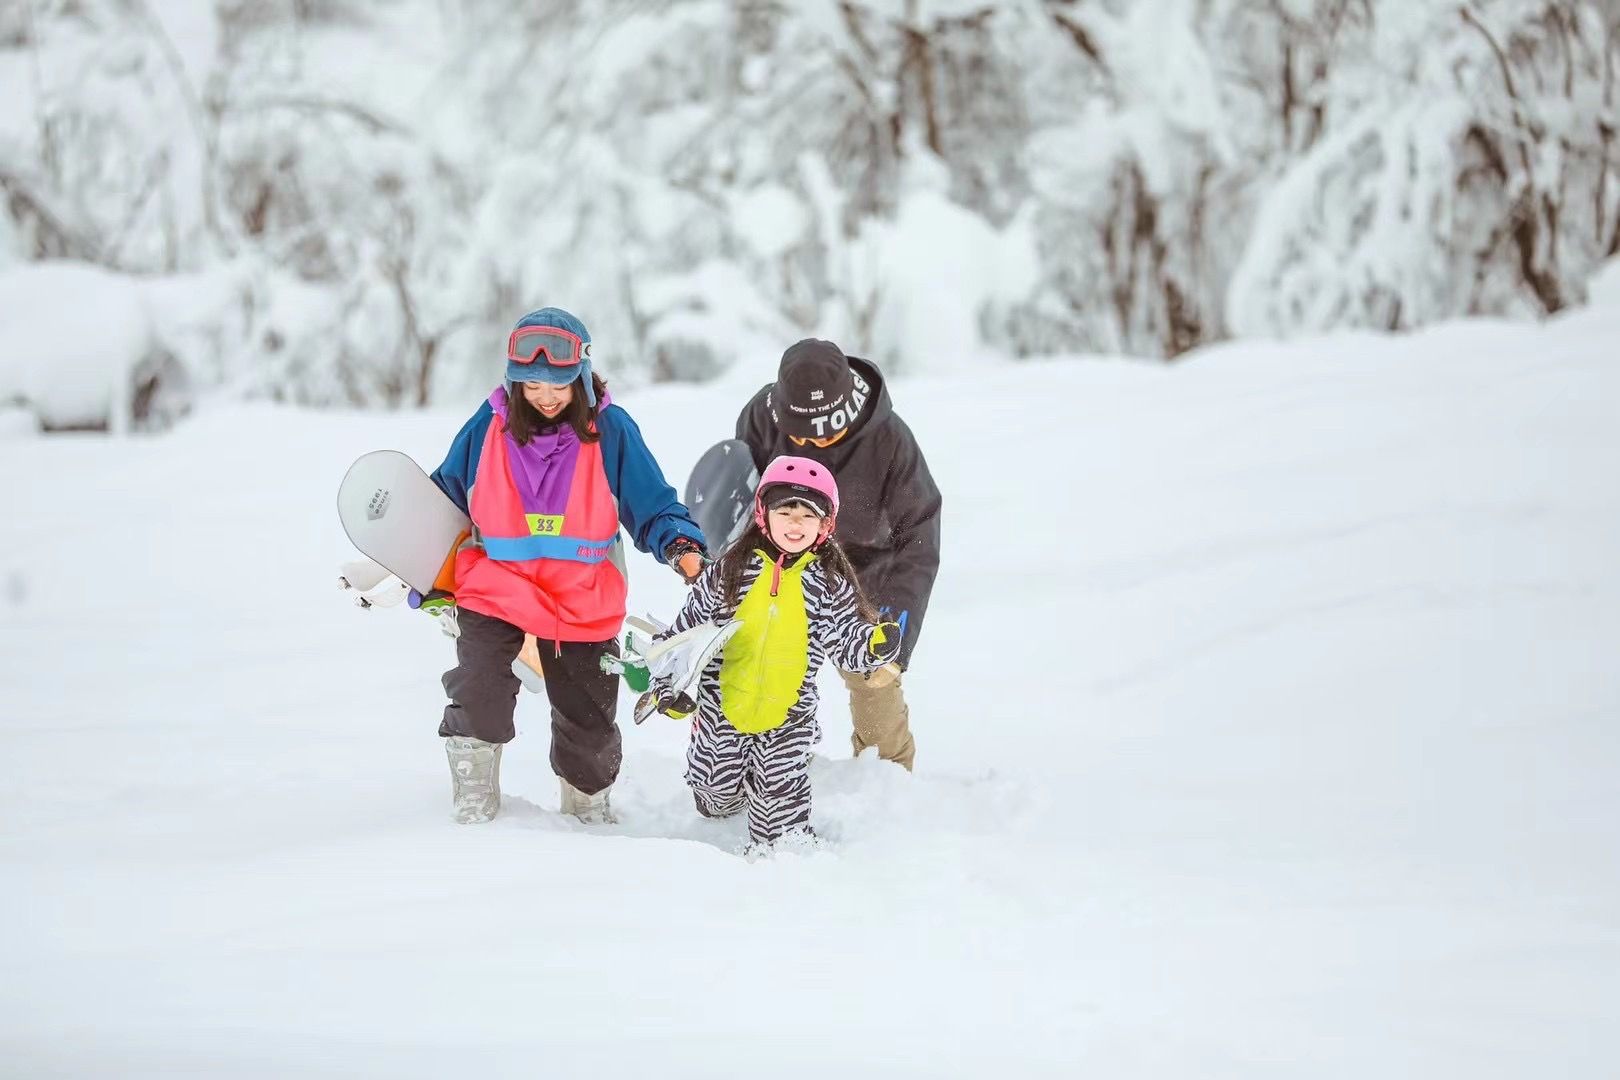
left=521, top=380, right=572, bottom=418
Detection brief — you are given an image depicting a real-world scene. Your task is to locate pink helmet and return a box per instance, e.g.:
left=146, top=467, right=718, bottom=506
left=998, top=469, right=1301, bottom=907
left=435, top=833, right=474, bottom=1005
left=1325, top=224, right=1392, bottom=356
left=752, top=455, right=840, bottom=543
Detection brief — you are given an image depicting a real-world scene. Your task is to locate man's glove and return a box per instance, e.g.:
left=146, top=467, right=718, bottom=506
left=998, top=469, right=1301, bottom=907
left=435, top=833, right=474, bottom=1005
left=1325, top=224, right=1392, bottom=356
left=664, top=538, right=706, bottom=584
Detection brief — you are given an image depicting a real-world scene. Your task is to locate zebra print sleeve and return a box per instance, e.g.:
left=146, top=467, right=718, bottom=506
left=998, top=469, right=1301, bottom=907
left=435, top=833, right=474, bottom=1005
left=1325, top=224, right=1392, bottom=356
left=811, top=565, right=888, bottom=675
left=665, top=560, right=723, bottom=635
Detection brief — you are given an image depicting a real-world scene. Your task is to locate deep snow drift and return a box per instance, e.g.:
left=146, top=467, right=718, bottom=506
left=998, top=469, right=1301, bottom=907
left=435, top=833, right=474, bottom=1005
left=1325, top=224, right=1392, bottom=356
left=2, top=304, right=1617, bottom=1078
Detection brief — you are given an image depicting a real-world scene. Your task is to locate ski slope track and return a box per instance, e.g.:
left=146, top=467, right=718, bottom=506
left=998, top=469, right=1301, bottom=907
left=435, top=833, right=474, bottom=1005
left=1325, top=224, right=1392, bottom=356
left=3, top=304, right=1617, bottom=1077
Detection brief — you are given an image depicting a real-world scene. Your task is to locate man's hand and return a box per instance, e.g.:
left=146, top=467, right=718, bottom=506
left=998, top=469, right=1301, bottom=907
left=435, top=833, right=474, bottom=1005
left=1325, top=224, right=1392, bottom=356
left=865, top=662, right=902, bottom=689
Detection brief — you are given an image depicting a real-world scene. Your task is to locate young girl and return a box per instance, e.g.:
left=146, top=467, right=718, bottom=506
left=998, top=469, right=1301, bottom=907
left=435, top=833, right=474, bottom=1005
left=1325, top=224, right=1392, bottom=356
left=648, top=456, right=901, bottom=850
left=429, top=307, right=705, bottom=825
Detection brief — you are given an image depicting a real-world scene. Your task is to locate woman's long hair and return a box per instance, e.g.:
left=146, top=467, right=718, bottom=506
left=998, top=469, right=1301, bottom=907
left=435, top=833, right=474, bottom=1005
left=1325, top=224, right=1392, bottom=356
left=714, top=521, right=880, bottom=623
left=506, top=373, right=608, bottom=446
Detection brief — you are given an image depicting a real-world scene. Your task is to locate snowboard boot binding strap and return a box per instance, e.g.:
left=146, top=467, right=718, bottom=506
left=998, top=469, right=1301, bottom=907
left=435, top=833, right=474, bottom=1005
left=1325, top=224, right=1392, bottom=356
left=445, top=736, right=502, bottom=824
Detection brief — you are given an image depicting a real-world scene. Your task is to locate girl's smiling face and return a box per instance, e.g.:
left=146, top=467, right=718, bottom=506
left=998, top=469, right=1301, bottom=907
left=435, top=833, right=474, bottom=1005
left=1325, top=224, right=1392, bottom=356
left=767, top=502, right=822, bottom=553
left=520, top=380, right=573, bottom=419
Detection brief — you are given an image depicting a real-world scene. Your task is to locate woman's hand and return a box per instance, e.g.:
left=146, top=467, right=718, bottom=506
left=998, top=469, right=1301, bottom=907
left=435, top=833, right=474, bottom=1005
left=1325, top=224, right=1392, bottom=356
left=664, top=538, right=706, bottom=584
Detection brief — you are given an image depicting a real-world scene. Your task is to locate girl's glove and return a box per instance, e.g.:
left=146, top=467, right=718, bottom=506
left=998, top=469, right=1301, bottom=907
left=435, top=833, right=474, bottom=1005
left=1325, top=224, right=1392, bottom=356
left=868, top=620, right=903, bottom=665
left=648, top=675, right=696, bottom=719
left=664, top=538, right=706, bottom=584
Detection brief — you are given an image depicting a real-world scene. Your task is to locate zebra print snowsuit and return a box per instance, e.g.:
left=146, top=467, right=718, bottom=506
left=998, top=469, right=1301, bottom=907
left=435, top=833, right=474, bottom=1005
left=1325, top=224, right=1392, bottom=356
left=667, top=549, right=890, bottom=845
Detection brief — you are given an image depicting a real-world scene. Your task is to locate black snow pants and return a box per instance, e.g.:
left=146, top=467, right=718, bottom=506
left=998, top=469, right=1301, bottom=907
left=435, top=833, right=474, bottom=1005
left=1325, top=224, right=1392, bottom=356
left=439, top=607, right=623, bottom=795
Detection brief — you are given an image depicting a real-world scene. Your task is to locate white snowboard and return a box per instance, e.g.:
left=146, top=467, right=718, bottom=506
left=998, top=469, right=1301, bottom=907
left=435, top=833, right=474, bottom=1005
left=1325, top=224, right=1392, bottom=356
left=631, top=619, right=743, bottom=724
left=337, top=450, right=470, bottom=594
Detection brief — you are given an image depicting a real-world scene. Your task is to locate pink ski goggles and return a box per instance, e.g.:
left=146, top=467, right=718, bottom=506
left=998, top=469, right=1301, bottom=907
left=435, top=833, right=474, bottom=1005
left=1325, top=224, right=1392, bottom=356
left=506, top=325, right=590, bottom=368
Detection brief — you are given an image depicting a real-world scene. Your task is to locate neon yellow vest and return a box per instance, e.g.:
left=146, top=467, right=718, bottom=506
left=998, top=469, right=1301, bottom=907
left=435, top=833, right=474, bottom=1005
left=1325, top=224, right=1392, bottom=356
left=720, top=551, right=814, bottom=734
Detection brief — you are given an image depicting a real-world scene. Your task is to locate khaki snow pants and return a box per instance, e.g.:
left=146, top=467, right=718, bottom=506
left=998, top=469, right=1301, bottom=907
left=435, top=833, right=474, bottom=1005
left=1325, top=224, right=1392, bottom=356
left=840, top=669, right=916, bottom=771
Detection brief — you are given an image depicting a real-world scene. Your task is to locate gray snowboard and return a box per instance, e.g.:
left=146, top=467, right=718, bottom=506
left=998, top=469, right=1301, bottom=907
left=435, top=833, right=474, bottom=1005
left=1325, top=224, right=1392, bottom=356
left=684, top=439, right=758, bottom=552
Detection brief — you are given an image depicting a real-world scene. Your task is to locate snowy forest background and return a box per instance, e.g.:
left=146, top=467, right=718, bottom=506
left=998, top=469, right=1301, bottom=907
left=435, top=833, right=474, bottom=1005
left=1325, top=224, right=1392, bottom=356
left=5, top=7, right=1618, bottom=1071
left=2, top=0, right=1619, bottom=429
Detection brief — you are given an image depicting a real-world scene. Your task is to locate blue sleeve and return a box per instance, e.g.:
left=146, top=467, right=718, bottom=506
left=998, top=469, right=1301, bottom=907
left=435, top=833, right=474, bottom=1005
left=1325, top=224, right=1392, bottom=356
left=429, top=402, right=494, bottom=515
left=597, top=404, right=706, bottom=558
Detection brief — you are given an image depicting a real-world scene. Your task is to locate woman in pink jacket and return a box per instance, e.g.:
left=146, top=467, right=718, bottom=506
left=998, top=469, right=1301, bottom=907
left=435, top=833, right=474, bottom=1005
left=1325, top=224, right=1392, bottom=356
left=429, top=307, right=704, bottom=825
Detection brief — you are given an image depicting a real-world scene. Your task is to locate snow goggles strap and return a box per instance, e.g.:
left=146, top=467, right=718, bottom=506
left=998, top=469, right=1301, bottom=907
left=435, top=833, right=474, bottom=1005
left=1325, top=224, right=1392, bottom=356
left=507, top=326, right=590, bottom=367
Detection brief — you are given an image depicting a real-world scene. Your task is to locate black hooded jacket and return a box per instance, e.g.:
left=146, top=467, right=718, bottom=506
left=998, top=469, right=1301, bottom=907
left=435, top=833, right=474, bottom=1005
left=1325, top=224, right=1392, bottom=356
left=736, top=355, right=941, bottom=667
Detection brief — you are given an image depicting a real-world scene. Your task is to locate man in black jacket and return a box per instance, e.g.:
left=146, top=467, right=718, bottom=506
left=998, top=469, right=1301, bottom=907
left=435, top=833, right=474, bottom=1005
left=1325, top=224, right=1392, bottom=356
left=736, top=339, right=942, bottom=770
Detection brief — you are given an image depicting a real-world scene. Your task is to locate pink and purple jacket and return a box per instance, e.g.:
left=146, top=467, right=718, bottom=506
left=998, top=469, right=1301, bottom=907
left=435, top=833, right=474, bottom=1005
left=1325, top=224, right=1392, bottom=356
left=430, top=387, right=703, bottom=644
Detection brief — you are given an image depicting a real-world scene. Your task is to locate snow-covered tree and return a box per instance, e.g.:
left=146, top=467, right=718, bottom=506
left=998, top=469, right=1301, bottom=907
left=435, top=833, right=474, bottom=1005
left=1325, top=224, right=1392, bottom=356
left=1228, top=0, right=1620, bottom=335
left=2, top=0, right=1617, bottom=425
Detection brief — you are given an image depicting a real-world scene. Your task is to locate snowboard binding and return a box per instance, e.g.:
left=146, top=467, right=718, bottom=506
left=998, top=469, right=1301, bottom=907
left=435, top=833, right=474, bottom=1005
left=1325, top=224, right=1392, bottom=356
left=339, top=558, right=410, bottom=609
left=600, top=615, right=742, bottom=724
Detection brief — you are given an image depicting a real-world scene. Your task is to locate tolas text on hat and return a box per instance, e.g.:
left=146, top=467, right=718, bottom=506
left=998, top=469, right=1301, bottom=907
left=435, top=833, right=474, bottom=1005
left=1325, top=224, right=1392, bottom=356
left=799, top=369, right=870, bottom=438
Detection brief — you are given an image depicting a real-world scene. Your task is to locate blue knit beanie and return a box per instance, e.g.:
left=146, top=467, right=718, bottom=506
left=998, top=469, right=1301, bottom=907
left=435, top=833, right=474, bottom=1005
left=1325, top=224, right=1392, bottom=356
left=505, top=307, right=595, bottom=407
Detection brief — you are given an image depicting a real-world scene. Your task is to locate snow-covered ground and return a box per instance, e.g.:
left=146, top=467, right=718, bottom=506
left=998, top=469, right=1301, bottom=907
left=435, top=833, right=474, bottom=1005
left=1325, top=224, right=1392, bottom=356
left=2, top=303, right=1617, bottom=1078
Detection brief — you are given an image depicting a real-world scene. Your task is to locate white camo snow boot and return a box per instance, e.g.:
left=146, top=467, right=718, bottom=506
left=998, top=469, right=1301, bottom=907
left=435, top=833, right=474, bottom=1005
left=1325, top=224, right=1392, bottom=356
left=445, top=736, right=502, bottom=824
left=559, top=778, right=616, bottom=824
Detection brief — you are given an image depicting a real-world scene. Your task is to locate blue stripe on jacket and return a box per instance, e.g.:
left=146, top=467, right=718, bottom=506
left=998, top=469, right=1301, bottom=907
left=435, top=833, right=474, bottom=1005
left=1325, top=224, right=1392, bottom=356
left=481, top=533, right=616, bottom=563
left=429, top=400, right=706, bottom=559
